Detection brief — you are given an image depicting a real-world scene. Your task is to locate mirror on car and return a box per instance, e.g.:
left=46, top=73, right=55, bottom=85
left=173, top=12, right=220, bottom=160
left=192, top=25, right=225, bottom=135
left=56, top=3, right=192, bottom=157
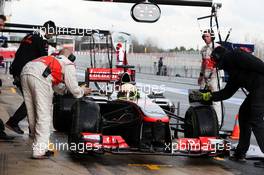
left=130, top=2, right=161, bottom=23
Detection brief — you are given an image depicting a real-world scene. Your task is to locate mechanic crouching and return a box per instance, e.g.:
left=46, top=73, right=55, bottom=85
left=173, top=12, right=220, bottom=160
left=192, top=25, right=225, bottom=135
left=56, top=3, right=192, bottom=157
left=197, top=46, right=264, bottom=168
left=21, top=48, right=91, bottom=159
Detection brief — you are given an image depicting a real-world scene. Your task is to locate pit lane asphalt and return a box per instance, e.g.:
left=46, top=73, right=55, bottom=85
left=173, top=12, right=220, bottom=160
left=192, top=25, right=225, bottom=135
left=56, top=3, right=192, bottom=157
left=1, top=68, right=263, bottom=175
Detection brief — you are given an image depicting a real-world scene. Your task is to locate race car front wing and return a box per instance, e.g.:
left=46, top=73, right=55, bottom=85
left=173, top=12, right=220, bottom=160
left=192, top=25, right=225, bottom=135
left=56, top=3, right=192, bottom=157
left=78, top=132, right=231, bottom=157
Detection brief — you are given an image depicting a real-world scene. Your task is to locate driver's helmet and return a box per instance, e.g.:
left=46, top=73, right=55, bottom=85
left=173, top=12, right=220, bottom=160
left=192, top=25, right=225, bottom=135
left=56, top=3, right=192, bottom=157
left=115, top=72, right=131, bottom=88
left=117, top=83, right=139, bottom=100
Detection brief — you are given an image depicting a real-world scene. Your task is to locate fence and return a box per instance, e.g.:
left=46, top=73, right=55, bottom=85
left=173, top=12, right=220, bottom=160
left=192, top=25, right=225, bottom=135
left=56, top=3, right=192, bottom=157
left=75, top=51, right=202, bottom=78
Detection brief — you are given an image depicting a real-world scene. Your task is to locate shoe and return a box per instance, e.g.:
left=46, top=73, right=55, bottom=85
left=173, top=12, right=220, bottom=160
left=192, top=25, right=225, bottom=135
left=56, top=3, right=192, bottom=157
left=32, top=151, right=54, bottom=159
left=5, top=122, right=24, bottom=134
left=29, top=133, right=34, bottom=138
left=254, top=161, right=264, bottom=168
left=229, top=152, right=246, bottom=162
left=0, top=131, right=15, bottom=140
left=45, top=150, right=55, bottom=156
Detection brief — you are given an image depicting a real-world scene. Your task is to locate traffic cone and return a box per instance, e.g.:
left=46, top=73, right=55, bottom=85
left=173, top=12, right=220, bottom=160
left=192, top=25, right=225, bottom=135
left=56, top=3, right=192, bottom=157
left=231, top=114, right=240, bottom=140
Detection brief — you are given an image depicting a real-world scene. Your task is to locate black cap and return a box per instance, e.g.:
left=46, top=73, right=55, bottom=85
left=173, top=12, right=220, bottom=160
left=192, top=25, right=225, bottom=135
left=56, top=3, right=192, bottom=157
left=43, top=20, right=56, bottom=34
left=0, top=15, right=7, bottom=21
left=211, top=46, right=227, bottom=62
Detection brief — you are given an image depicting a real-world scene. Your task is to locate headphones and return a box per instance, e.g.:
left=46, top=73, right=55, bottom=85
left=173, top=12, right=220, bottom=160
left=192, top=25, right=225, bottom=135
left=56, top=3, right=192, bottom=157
left=202, top=29, right=215, bottom=41
left=56, top=53, right=76, bottom=62
left=68, top=53, right=76, bottom=62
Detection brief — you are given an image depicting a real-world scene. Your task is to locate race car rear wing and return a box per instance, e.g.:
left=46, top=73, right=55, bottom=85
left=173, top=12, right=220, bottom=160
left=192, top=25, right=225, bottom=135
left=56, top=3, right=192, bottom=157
left=85, top=67, right=135, bottom=84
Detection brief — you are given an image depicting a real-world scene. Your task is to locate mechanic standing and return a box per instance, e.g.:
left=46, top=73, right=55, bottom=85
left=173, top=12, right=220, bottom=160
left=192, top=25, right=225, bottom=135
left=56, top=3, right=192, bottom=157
left=158, top=57, right=163, bottom=75
left=0, top=14, right=7, bottom=95
left=21, top=48, right=92, bottom=159
left=0, top=14, right=14, bottom=140
left=198, top=29, right=223, bottom=126
left=116, top=42, right=125, bottom=66
left=6, top=21, right=56, bottom=134
left=199, top=46, right=264, bottom=168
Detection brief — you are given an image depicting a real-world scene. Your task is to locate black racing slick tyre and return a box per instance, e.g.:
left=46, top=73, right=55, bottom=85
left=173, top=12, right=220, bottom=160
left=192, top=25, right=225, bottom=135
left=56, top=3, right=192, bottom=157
left=53, top=109, right=71, bottom=132
left=184, top=106, right=219, bottom=138
left=53, top=94, right=78, bottom=132
left=69, top=97, right=101, bottom=146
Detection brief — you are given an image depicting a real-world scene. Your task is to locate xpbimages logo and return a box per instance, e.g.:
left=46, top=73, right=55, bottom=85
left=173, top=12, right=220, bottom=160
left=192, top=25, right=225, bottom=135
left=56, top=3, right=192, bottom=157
left=32, top=25, right=97, bottom=36
left=33, top=141, right=103, bottom=154
left=164, top=140, right=231, bottom=154
left=97, top=82, right=166, bottom=96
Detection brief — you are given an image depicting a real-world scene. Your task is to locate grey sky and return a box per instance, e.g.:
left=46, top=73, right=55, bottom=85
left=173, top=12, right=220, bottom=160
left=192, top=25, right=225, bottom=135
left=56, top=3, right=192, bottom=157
left=7, top=0, right=264, bottom=49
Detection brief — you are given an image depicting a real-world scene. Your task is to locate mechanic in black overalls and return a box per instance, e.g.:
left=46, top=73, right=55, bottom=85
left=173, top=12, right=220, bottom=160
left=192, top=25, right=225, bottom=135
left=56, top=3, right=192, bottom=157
left=199, top=46, right=264, bottom=168
left=6, top=21, right=56, bottom=134
left=158, top=57, right=163, bottom=75
left=0, top=14, right=14, bottom=140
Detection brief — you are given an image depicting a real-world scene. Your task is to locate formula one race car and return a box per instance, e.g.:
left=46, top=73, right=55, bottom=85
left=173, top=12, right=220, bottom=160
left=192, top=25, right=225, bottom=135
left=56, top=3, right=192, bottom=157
left=51, top=29, right=230, bottom=157
left=53, top=79, right=230, bottom=158
left=53, top=74, right=230, bottom=157
left=3, top=0, right=231, bottom=157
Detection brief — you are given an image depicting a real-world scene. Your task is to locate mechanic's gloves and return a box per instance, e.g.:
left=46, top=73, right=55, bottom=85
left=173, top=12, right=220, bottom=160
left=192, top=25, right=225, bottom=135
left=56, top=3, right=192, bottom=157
left=201, top=92, right=212, bottom=101
left=189, top=90, right=212, bottom=103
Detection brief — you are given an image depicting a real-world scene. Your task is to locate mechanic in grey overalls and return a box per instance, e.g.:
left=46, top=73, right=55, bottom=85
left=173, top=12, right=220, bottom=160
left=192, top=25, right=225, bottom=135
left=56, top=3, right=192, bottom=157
left=198, top=29, right=223, bottom=126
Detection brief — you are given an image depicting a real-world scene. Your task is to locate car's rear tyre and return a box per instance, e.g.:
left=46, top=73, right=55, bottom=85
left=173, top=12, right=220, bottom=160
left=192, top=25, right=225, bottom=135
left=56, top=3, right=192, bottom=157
left=184, top=106, right=219, bottom=138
